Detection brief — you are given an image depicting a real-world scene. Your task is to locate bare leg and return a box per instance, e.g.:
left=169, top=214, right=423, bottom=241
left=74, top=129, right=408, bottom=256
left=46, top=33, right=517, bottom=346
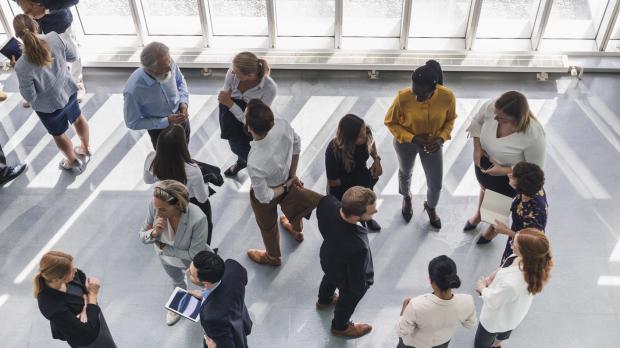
left=468, top=186, right=485, bottom=224
left=491, top=338, right=503, bottom=347
left=53, top=134, right=78, bottom=165
left=72, top=115, right=90, bottom=153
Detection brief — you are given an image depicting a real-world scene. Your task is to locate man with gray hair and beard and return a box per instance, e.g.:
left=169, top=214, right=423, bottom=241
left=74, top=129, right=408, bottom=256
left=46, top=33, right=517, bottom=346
left=123, top=41, right=190, bottom=149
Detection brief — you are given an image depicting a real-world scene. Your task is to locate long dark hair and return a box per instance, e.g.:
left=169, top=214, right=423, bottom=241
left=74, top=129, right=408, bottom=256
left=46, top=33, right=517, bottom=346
left=332, top=114, right=373, bottom=173
left=150, top=125, right=192, bottom=184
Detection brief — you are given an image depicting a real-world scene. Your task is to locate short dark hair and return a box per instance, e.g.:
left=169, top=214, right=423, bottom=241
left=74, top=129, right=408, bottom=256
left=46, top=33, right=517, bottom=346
left=428, top=255, right=461, bottom=291
left=341, top=186, right=376, bottom=217
left=192, top=251, right=225, bottom=283
left=512, top=162, right=545, bottom=197
left=245, top=99, right=274, bottom=136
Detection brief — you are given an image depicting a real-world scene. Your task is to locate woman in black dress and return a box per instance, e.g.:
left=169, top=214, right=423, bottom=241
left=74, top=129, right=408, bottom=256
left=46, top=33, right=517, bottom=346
left=34, top=251, right=116, bottom=348
left=492, top=162, right=548, bottom=265
left=325, top=114, right=383, bottom=230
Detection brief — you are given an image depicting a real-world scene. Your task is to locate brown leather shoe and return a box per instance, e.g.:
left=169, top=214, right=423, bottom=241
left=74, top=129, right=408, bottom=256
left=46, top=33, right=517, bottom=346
left=331, top=322, right=372, bottom=338
left=247, top=249, right=281, bottom=266
left=423, top=201, right=441, bottom=229
left=316, top=293, right=339, bottom=310
left=279, top=215, right=304, bottom=242
left=402, top=196, right=413, bottom=222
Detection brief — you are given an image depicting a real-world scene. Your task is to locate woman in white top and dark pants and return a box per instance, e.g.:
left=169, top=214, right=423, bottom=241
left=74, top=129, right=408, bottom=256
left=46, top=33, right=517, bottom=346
left=139, top=180, right=211, bottom=326
left=474, top=228, right=553, bottom=348
left=143, top=125, right=213, bottom=245
left=397, top=255, right=477, bottom=348
left=218, top=52, right=277, bottom=177
left=463, top=91, right=546, bottom=244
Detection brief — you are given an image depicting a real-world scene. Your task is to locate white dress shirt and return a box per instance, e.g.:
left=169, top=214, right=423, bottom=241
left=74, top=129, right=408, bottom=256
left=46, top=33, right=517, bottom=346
left=247, top=118, right=301, bottom=204
left=480, top=263, right=534, bottom=333
left=143, top=152, right=209, bottom=203
left=397, top=293, right=478, bottom=348
left=222, top=68, right=278, bottom=122
left=466, top=99, right=546, bottom=168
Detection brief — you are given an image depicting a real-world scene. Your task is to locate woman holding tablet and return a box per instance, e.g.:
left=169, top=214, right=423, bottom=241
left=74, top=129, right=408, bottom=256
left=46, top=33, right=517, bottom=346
left=139, top=180, right=211, bottom=326
left=34, top=251, right=116, bottom=347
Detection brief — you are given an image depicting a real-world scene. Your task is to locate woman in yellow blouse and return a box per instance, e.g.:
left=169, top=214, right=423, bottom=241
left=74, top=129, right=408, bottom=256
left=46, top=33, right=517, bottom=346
left=384, top=60, right=457, bottom=228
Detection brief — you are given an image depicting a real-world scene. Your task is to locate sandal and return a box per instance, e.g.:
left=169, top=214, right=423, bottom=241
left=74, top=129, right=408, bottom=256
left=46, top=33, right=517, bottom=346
left=59, top=158, right=83, bottom=173
left=73, top=146, right=91, bottom=157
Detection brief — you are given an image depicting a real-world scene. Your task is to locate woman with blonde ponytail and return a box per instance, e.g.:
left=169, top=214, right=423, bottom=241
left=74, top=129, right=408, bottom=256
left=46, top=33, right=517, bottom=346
left=13, top=14, right=91, bottom=174
left=474, top=229, right=553, bottom=348
left=218, top=51, right=278, bottom=177
left=35, top=251, right=116, bottom=347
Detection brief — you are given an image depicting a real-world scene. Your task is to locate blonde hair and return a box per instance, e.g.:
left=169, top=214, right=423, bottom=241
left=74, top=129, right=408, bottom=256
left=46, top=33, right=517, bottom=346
left=13, top=14, right=52, bottom=67
left=154, top=180, right=189, bottom=212
left=233, top=51, right=270, bottom=80
left=495, top=91, right=536, bottom=133
left=33, top=251, right=74, bottom=298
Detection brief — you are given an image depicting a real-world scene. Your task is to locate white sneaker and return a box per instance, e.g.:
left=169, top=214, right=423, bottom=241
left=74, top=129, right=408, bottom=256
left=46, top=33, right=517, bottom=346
left=165, top=310, right=181, bottom=326
left=77, top=82, right=86, bottom=103
left=22, top=100, right=30, bottom=108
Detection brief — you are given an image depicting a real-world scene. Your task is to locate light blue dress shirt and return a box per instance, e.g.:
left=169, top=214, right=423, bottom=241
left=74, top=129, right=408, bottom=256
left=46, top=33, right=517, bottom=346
left=200, top=281, right=221, bottom=305
left=123, top=61, right=189, bottom=130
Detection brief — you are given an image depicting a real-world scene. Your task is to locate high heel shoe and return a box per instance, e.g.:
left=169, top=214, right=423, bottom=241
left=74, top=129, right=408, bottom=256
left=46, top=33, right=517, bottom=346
left=423, top=202, right=441, bottom=229
left=463, top=219, right=479, bottom=231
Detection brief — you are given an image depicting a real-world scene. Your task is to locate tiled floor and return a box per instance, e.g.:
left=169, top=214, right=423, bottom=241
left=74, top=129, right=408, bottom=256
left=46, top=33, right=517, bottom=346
left=0, top=68, right=619, bottom=348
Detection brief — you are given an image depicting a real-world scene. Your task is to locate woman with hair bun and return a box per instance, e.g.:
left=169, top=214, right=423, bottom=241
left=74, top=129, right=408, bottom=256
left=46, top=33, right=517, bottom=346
left=474, top=228, right=553, bottom=348
left=396, top=255, right=477, bottom=348
left=218, top=51, right=278, bottom=177
left=385, top=60, right=456, bottom=229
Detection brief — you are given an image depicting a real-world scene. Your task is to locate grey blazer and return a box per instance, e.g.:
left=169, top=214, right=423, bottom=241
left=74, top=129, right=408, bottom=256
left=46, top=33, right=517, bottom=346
left=15, top=31, right=78, bottom=113
left=139, top=202, right=211, bottom=266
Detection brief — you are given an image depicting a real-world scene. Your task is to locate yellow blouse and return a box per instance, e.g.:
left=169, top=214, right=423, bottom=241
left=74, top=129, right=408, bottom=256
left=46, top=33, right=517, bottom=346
left=384, top=85, right=457, bottom=144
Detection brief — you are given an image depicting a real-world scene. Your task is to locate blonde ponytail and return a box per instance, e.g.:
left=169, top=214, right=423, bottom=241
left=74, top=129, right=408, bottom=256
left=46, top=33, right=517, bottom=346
left=13, top=14, right=52, bottom=67
left=32, top=251, right=74, bottom=298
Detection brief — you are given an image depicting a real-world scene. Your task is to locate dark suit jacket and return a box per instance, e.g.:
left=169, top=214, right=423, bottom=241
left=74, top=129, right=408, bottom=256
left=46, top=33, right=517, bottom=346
left=200, top=259, right=252, bottom=348
left=37, top=269, right=102, bottom=348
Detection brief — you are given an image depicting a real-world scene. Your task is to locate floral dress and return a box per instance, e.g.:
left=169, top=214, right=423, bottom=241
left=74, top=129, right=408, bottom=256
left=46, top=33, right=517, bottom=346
left=501, top=189, right=548, bottom=265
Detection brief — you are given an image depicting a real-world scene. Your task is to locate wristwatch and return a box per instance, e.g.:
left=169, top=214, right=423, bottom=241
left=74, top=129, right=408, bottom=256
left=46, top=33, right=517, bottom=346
left=282, top=184, right=289, bottom=194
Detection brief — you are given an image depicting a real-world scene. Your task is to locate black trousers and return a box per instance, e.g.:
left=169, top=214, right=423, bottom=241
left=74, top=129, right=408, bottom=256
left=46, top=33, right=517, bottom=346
left=148, top=120, right=191, bottom=150
left=474, top=323, right=512, bottom=348
left=190, top=198, right=213, bottom=246
left=317, top=275, right=368, bottom=331
left=228, top=138, right=251, bottom=164
left=397, top=337, right=450, bottom=348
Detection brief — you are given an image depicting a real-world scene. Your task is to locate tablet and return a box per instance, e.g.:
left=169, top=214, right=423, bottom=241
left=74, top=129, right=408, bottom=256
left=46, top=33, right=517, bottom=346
left=164, top=287, right=202, bottom=322
left=0, top=37, right=22, bottom=60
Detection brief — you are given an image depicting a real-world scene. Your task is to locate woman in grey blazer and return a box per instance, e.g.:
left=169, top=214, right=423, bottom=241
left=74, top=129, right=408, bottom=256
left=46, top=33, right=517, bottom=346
left=139, top=180, right=211, bottom=326
left=13, top=14, right=90, bottom=173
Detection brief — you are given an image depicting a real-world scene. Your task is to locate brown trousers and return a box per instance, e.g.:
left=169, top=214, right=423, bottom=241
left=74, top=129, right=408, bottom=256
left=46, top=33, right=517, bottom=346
left=250, top=185, right=323, bottom=257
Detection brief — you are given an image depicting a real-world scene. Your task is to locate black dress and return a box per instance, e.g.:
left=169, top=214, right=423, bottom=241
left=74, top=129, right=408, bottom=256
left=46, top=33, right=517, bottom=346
left=37, top=269, right=116, bottom=348
left=325, top=141, right=378, bottom=201
left=501, top=190, right=548, bottom=265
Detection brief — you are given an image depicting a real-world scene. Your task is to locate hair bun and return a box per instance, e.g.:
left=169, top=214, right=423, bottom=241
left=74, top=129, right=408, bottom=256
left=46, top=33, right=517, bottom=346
left=445, top=274, right=461, bottom=289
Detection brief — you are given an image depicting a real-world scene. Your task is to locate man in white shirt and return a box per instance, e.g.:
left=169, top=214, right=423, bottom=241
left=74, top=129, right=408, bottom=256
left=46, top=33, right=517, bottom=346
left=244, top=99, right=322, bottom=266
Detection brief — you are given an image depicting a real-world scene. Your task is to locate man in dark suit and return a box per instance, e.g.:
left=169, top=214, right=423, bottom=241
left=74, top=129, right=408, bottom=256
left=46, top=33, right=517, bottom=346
left=315, top=186, right=377, bottom=338
left=188, top=251, right=252, bottom=348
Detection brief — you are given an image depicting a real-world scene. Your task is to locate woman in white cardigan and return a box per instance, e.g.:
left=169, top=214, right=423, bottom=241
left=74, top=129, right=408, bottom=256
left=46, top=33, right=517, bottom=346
left=474, top=228, right=553, bottom=348
left=463, top=91, right=546, bottom=244
left=143, top=125, right=213, bottom=245
left=397, top=255, right=477, bottom=348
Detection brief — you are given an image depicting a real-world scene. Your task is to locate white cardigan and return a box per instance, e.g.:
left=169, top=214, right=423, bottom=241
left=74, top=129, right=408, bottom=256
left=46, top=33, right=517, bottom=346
left=397, top=293, right=478, bottom=348
left=480, top=263, right=534, bottom=333
left=143, top=152, right=209, bottom=203
left=467, top=99, right=546, bottom=168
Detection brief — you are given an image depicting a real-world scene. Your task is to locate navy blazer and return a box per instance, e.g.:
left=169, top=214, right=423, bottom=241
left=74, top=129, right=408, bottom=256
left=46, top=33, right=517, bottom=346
left=200, top=259, right=252, bottom=348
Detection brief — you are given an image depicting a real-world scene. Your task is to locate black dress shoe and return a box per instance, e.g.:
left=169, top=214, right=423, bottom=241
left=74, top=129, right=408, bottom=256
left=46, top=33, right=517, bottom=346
left=402, top=196, right=413, bottom=222
left=0, top=163, right=27, bottom=187
left=224, top=160, right=247, bottom=177
left=366, top=219, right=381, bottom=232
left=463, top=220, right=479, bottom=231
left=423, top=201, right=441, bottom=229
left=476, top=235, right=492, bottom=244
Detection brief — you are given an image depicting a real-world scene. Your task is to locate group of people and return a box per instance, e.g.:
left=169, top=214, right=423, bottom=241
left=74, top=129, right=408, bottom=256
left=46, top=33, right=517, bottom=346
left=0, top=2, right=555, bottom=347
